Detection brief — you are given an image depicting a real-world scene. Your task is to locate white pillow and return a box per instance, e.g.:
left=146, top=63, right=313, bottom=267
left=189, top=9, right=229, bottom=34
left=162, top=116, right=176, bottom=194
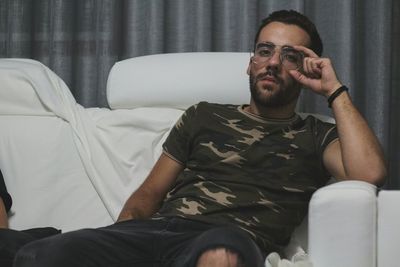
left=106, top=52, right=251, bottom=110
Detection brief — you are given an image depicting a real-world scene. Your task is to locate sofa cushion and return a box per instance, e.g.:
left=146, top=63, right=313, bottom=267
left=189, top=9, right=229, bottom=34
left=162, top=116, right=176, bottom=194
left=106, top=52, right=251, bottom=110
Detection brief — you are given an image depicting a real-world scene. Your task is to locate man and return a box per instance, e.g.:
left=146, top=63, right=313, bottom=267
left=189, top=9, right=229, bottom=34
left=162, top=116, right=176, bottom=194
left=0, top=170, right=60, bottom=267
left=14, top=10, right=386, bottom=267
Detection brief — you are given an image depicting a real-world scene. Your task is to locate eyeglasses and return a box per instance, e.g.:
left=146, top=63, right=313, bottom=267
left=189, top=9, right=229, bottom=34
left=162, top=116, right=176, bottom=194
left=251, top=42, right=304, bottom=71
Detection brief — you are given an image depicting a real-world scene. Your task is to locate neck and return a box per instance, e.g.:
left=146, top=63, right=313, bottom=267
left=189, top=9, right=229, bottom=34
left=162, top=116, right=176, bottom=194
left=246, top=99, right=297, bottom=119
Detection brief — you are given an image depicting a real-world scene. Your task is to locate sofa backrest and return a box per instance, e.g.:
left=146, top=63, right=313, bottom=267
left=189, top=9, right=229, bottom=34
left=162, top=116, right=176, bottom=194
left=107, top=52, right=251, bottom=110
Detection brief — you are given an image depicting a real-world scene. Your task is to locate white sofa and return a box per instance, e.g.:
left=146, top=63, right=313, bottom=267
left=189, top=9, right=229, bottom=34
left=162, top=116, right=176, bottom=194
left=0, top=53, right=392, bottom=267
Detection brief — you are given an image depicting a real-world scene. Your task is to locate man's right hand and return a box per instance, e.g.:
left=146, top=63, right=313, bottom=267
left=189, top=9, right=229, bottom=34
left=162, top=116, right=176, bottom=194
left=116, top=153, right=183, bottom=222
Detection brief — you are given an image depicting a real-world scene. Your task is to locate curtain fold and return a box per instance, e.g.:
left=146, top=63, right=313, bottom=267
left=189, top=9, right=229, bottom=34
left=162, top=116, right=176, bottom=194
left=0, top=0, right=399, bottom=188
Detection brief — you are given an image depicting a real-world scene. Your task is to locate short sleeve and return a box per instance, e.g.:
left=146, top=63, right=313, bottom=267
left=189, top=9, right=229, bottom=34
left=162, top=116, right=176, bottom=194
left=0, top=170, right=12, bottom=212
left=162, top=104, right=198, bottom=165
left=314, top=119, right=338, bottom=156
left=310, top=117, right=339, bottom=178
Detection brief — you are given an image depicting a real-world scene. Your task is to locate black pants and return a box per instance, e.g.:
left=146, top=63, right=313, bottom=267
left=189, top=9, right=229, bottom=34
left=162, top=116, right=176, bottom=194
left=0, top=227, right=60, bottom=267
left=14, top=217, right=264, bottom=267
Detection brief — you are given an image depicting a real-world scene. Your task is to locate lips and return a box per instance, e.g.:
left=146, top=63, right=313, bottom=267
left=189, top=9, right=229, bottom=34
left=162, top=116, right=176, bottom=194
left=261, top=76, right=277, bottom=83
left=255, top=71, right=280, bottom=85
left=257, top=75, right=279, bottom=87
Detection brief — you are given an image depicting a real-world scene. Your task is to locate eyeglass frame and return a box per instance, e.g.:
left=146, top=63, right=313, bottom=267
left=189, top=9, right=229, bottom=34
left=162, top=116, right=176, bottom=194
left=250, top=42, right=305, bottom=71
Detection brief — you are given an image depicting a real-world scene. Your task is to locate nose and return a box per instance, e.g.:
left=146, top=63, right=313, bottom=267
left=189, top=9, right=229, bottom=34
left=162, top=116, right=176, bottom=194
left=266, top=51, right=281, bottom=70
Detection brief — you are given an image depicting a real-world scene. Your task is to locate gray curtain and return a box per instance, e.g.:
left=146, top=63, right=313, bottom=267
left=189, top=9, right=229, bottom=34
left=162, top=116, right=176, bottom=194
left=0, top=0, right=399, bottom=188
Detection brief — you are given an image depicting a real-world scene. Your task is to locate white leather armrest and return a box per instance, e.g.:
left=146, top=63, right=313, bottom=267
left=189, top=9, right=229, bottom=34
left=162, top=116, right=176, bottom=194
left=377, top=190, right=400, bottom=267
left=308, top=180, right=377, bottom=267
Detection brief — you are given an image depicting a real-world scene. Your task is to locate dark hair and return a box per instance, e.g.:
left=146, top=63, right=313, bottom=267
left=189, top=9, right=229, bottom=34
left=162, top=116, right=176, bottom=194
left=254, top=10, right=323, bottom=56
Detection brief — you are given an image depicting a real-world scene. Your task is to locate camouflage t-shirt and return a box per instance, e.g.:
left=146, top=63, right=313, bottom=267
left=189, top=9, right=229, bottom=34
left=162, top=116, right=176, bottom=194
left=157, top=102, right=338, bottom=254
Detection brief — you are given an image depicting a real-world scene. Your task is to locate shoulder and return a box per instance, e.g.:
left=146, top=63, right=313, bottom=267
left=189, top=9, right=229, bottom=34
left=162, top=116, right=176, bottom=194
left=195, top=101, right=240, bottom=114
left=295, top=113, right=336, bottom=130
left=196, top=101, right=238, bottom=110
left=186, top=102, right=238, bottom=118
left=295, top=113, right=338, bottom=150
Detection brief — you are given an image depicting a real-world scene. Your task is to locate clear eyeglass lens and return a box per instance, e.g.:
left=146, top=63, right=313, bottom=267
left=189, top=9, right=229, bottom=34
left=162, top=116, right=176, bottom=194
left=253, top=46, right=302, bottom=70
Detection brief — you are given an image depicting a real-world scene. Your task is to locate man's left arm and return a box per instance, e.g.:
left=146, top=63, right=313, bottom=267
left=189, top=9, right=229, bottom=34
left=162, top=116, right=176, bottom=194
left=291, top=46, right=387, bottom=185
left=322, top=92, right=386, bottom=185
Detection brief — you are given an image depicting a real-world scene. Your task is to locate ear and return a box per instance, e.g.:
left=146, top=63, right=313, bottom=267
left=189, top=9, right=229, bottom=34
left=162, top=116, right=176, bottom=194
left=246, top=60, right=251, bottom=75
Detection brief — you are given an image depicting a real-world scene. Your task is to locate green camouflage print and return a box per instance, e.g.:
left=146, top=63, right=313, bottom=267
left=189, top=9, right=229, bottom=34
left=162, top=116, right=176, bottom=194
left=157, top=102, right=338, bottom=255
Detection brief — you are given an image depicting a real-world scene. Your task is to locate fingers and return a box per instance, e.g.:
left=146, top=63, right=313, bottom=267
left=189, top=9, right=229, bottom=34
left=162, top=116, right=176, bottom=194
left=293, top=45, right=319, bottom=58
left=289, top=69, right=311, bottom=86
left=290, top=56, right=341, bottom=96
left=303, top=57, right=322, bottom=79
left=293, top=45, right=321, bottom=78
left=289, top=69, right=322, bottom=93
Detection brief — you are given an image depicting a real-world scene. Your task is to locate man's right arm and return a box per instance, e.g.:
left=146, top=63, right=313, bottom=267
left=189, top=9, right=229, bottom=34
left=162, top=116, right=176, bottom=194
left=0, top=197, right=8, bottom=228
left=117, top=153, right=184, bottom=222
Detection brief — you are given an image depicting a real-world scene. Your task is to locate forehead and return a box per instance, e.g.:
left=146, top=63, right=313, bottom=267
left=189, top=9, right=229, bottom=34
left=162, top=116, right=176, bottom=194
left=257, top=21, right=311, bottom=47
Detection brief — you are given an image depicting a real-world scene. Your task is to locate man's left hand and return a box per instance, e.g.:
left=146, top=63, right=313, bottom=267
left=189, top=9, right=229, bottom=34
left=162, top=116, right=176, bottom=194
left=289, top=46, right=342, bottom=97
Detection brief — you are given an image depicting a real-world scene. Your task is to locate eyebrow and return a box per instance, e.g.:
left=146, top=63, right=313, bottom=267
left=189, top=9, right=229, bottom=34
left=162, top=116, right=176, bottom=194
left=256, top=42, right=295, bottom=50
left=256, top=42, right=274, bottom=49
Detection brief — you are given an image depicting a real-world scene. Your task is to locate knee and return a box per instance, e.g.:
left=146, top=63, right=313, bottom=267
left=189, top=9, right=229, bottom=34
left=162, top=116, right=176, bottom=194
left=14, top=230, right=90, bottom=267
left=196, top=247, right=245, bottom=267
left=187, top=227, right=264, bottom=267
left=14, top=237, right=67, bottom=267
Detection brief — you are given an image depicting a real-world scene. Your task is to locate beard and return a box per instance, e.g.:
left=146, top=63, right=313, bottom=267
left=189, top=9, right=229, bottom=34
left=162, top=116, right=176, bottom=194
left=249, top=71, right=301, bottom=108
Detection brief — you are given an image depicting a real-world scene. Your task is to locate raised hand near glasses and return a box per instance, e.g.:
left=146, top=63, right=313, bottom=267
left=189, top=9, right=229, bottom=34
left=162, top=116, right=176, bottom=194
left=289, top=46, right=343, bottom=98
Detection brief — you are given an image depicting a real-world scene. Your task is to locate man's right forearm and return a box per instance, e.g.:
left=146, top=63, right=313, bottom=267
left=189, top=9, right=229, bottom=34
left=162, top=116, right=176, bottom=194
left=117, top=186, right=163, bottom=222
left=117, top=207, right=145, bottom=222
left=117, top=203, right=156, bottom=222
left=117, top=153, right=183, bottom=222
